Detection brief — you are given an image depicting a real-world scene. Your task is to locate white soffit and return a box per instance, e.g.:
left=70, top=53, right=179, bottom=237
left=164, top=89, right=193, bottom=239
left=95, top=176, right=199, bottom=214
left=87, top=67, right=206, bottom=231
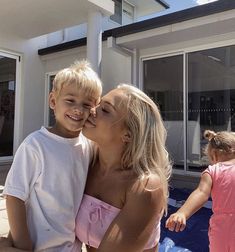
left=116, top=9, right=235, bottom=49
left=0, top=0, right=114, bottom=39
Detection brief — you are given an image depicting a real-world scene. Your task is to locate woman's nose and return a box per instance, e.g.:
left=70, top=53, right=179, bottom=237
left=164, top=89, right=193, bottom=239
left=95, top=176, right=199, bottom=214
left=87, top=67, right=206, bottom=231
left=90, top=107, right=96, bottom=117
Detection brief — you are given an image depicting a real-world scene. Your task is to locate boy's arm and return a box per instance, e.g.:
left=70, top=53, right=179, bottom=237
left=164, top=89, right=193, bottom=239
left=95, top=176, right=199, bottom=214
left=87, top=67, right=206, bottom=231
left=166, top=173, right=212, bottom=232
left=0, top=236, right=32, bottom=251
left=6, top=195, right=33, bottom=250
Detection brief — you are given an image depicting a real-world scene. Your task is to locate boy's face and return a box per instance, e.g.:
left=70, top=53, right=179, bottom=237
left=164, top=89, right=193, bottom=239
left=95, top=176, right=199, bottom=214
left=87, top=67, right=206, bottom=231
left=49, top=84, right=98, bottom=138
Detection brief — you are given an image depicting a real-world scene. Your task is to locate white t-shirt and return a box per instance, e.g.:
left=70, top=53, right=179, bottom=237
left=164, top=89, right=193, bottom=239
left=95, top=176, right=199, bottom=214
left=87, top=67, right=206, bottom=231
left=3, top=127, right=92, bottom=251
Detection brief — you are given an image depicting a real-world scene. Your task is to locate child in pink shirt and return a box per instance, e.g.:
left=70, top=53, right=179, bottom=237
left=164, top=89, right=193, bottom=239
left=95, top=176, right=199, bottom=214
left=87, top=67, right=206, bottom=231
left=166, top=130, right=235, bottom=252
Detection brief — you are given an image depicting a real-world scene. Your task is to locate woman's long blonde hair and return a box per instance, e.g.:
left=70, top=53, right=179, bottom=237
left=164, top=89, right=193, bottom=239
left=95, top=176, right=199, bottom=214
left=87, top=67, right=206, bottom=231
left=117, top=84, right=172, bottom=211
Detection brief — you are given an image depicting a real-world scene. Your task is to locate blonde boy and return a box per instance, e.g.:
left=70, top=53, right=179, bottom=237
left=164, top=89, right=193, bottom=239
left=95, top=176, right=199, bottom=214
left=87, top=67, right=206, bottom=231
left=3, top=60, right=102, bottom=251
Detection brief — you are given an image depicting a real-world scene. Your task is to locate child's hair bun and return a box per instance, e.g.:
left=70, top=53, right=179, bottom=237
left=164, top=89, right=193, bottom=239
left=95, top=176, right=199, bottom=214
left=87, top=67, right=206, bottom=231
left=204, top=130, right=216, bottom=141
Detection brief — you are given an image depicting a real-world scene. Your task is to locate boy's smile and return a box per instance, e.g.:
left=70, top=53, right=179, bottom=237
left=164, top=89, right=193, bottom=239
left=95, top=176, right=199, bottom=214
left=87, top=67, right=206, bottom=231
left=49, top=84, right=97, bottom=138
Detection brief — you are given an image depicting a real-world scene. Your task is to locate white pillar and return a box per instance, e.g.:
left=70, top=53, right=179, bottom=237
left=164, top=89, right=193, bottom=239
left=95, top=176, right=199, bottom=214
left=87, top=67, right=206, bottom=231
left=87, top=10, right=102, bottom=76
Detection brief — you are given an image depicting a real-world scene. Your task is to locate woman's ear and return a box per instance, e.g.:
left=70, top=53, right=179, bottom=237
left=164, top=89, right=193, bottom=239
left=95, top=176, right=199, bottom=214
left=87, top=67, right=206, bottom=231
left=121, top=131, right=131, bottom=143
left=49, top=92, right=56, bottom=110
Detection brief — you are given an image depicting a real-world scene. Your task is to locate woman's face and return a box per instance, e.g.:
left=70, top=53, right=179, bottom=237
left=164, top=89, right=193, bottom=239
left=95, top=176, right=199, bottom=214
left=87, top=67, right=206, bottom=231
left=82, top=89, right=129, bottom=145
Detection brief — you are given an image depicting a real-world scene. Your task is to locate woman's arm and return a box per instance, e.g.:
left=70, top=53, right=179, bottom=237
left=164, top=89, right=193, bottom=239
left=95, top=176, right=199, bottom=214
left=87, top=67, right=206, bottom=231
left=6, top=195, right=33, bottom=250
left=97, top=176, right=164, bottom=252
left=165, top=173, right=212, bottom=232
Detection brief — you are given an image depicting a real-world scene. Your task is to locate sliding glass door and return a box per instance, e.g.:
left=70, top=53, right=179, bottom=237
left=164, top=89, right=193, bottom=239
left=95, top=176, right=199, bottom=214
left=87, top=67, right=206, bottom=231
left=143, top=44, right=235, bottom=174
left=0, top=54, right=17, bottom=158
left=187, top=45, right=235, bottom=172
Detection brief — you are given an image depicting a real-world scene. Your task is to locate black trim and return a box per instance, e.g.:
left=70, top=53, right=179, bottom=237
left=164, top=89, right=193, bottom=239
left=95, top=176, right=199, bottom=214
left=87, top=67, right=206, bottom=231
left=38, top=38, right=87, bottom=55
left=38, top=0, right=235, bottom=56
left=155, top=0, right=169, bottom=9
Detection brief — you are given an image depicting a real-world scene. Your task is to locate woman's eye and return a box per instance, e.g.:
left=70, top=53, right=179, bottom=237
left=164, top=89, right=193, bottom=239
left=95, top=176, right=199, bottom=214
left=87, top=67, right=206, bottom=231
left=83, top=104, right=92, bottom=109
left=102, top=107, right=109, bottom=113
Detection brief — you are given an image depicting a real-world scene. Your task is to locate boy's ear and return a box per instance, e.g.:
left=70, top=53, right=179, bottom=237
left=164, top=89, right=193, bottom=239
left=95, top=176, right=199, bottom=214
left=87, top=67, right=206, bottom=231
left=121, top=131, right=131, bottom=143
left=49, top=92, right=56, bottom=110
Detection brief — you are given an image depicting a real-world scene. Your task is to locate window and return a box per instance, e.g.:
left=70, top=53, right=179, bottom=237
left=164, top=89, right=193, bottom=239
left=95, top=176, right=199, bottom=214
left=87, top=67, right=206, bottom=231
left=110, top=0, right=135, bottom=25
left=123, top=1, right=134, bottom=25
left=143, top=55, right=184, bottom=170
left=45, top=74, right=56, bottom=127
left=187, top=45, right=235, bottom=172
left=0, top=55, right=16, bottom=157
left=110, top=0, right=122, bottom=24
left=143, top=44, right=235, bottom=173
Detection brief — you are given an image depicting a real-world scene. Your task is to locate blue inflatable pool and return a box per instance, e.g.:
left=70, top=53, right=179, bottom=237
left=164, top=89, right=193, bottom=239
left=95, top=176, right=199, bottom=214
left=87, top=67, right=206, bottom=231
left=159, top=187, right=212, bottom=252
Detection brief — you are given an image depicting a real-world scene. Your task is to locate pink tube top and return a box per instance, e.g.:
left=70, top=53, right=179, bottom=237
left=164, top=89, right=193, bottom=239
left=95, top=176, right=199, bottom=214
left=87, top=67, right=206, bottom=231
left=75, top=194, right=161, bottom=249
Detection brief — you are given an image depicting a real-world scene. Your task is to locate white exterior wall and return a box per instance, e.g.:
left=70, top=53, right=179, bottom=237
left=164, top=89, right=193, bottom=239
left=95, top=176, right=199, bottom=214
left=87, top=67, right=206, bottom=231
left=41, top=42, right=131, bottom=94
left=102, top=42, right=132, bottom=93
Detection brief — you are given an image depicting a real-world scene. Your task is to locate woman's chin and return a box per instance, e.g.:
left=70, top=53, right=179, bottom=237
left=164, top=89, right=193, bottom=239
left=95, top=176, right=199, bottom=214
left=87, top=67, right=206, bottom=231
left=82, top=126, right=94, bottom=139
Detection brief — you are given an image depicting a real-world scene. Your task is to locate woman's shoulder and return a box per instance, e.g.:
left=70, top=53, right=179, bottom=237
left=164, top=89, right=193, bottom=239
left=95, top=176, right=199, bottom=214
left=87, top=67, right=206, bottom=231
left=126, top=174, right=164, bottom=210
left=128, top=173, right=163, bottom=190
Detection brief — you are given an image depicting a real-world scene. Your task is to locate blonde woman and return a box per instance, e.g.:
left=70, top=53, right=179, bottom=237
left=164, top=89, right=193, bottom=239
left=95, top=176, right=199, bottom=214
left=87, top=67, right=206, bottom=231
left=76, top=84, right=172, bottom=252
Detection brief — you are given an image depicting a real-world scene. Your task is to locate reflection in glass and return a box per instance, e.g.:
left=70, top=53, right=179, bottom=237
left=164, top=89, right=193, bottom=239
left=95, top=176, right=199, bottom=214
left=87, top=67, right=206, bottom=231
left=188, top=45, right=235, bottom=172
left=143, top=55, right=184, bottom=170
left=49, top=75, right=56, bottom=127
left=0, top=57, right=16, bottom=157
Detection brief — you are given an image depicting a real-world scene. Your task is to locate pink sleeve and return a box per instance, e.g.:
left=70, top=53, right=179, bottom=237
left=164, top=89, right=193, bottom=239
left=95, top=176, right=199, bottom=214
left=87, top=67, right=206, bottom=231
left=202, top=164, right=215, bottom=179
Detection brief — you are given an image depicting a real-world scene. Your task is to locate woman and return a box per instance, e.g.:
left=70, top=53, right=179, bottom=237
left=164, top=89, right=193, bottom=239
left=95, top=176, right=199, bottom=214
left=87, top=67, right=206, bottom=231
left=76, top=84, right=172, bottom=252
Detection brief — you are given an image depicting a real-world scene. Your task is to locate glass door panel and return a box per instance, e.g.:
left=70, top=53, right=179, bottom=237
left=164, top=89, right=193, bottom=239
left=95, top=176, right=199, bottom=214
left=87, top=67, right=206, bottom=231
left=188, top=45, right=235, bottom=172
left=0, top=56, right=16, bottom=157
left=143, top=55, right=184, bottom=169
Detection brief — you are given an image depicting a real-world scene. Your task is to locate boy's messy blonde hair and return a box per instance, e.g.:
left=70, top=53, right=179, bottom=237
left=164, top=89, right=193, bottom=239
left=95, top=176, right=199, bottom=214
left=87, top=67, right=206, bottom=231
left=117, top=84, right=172, bottom=212
left=204, top=130, right=235, bottom=155
left=52, top=60, right=102, bottom=99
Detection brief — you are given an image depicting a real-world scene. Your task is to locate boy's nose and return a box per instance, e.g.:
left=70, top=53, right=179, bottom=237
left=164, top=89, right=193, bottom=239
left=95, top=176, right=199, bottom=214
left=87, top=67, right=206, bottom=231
left=73, top=106, right=83, bottom=115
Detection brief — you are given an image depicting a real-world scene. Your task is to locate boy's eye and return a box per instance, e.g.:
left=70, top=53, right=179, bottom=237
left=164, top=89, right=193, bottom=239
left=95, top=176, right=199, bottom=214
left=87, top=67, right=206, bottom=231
left=66, top=99, right=74, bottom=103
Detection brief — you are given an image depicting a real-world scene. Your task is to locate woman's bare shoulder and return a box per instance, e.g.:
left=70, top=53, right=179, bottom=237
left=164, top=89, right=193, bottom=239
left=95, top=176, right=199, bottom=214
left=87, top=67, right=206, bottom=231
left=125, top=174, right=164, bottom=211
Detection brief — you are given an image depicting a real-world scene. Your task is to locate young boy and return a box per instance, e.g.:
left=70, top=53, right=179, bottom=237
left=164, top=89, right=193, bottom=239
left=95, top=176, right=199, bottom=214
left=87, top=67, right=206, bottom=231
left=3, top=60, right=102, bottom=251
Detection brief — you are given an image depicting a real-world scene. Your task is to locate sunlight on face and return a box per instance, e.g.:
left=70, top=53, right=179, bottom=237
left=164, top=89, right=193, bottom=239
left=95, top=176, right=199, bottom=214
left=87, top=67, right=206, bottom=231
left=82, top=89, right=129, bottom=144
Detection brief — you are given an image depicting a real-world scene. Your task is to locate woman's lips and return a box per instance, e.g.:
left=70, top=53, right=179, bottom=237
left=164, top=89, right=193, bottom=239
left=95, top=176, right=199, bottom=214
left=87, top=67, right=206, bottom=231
left=84, top=118, right=96, bottom=128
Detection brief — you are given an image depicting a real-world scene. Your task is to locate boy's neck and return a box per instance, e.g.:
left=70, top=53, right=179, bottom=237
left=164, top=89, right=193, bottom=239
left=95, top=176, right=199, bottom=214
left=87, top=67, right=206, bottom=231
left=47, top=125, right=81, bottom=138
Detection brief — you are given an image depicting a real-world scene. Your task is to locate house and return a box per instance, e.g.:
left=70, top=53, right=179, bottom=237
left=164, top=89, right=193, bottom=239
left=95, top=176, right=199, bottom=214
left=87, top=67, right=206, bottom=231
left=1, top=0, right=235, bottom=188
left=0, top=0, right=167, bottom=162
